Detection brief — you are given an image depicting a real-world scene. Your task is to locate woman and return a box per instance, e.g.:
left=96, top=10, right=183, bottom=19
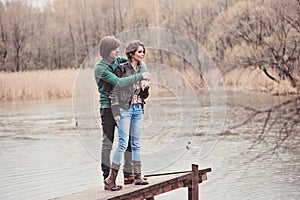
left=104, top=40, right=150, bottom=191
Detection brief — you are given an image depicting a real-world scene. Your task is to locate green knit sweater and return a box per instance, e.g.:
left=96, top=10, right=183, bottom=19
left=94, top=57, right=147, bottom=108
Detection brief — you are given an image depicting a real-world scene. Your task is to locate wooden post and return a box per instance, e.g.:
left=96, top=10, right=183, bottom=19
left=188, top=164, right=199, bottom=200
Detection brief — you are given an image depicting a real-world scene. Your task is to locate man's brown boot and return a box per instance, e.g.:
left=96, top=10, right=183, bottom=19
left=124, top=174, right=134, bottom=185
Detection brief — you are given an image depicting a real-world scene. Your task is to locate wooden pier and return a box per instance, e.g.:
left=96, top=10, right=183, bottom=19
left=53, top=164, right=211, bottom=200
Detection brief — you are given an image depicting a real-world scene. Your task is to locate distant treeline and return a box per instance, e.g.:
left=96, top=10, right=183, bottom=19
left=0, top=0, right=299, bottom=87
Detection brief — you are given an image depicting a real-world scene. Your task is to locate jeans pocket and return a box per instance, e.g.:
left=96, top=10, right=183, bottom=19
left=135, top=104, right=143, bottom=112
left=120, top=107, right=131, bottom=118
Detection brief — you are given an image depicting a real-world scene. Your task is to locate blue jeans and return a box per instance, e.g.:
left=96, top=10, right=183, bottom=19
left=100, top=108, right=132, bottom=179
left=112, top=104, right=143, bottom=165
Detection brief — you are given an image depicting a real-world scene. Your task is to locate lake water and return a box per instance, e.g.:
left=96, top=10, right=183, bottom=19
left=0, top=91, right=299, bottom=200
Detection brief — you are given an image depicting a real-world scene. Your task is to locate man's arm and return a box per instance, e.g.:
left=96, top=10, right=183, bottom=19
left=139, top=63, right=147, bottom=73
left=101, top=69, right=143, bottom=87
left=115, top=63, right=148, bottom=87
left=94, top=62, right=148, bottom=88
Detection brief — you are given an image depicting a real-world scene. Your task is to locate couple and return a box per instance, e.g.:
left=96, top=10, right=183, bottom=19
left=94, top=36, right=151, bottom=191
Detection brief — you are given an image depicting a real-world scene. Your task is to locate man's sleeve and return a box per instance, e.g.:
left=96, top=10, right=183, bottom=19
left=139, top=63, right=147, bottom=73
left=101, top=69, right=143, bottom=87
left=118, top=56, right=128, bottom=63
left=94, top=61, right=147, bottom=88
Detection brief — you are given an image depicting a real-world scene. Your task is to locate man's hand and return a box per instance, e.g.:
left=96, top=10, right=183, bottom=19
left=114, top=115, right=120, bottom=121
left=142, top=72, right=151, bottom=80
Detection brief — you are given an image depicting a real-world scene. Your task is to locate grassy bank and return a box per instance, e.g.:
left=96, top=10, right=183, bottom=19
left=0, top=69, right=78, bottom=101
left=0, top=67, right=298, bottom=102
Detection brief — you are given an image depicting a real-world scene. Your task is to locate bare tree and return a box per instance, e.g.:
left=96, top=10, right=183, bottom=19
left=4, top=1, right=33, bottom=71
left=208, top=0, right=300, bottom=88
left=0, top=2, right=8, bottom=71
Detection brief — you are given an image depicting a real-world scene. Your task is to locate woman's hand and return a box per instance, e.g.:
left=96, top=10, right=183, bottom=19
left=141, top=80, right=150, bottom=91
left=114, top=115, right=121, bottom=121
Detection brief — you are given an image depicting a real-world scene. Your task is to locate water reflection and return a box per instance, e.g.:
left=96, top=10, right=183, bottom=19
left=0, top=92, right=299, bottom=200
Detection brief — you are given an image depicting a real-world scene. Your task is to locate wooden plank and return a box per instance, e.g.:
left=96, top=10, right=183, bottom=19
left=52, top=167, right=211, bottom=200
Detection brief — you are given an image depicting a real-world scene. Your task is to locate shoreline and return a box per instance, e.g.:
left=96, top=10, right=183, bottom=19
left=0, top=68, right=299, bottom=102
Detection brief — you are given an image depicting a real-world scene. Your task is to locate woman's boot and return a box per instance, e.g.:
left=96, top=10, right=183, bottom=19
left=133, top=161, right=149, bottom=185
left=104, top=163, right=122, bottom=191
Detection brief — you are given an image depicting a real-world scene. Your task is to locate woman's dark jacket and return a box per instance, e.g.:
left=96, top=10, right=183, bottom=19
left=110, top=62, right=149, bottom=118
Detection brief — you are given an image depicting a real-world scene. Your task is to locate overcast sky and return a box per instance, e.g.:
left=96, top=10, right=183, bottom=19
left=1, top=0, right=50, bottom=8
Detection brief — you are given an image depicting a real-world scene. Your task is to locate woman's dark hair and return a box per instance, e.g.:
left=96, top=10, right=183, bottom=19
left=125, top=40, right=145, bottom=60
left=99, top=36, right=120, bottom=59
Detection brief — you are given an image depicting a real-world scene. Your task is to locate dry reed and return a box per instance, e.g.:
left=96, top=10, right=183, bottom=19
left=223, top=67, right=298, bottom=95
left=0, top=67, right=298, bottom=102
left=0, top=69, right=79, bottom=101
